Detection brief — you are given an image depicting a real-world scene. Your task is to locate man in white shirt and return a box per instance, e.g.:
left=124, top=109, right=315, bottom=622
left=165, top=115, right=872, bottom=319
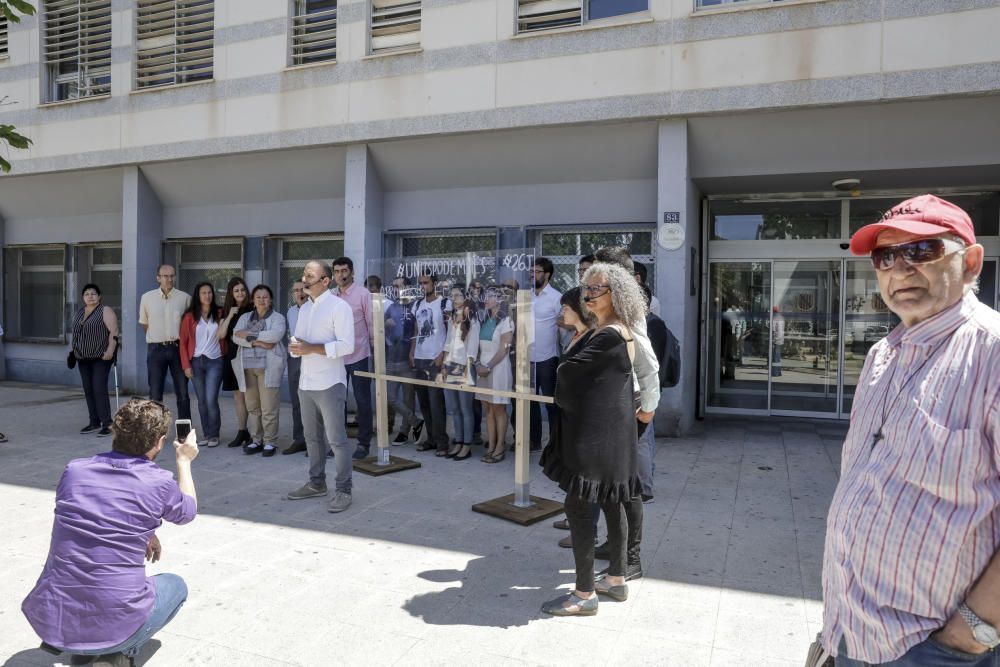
left=409, top=271, right=452, bottom=454
left=282, top=281, right=308, bottom=455
left=529, top=258, right=562, bottom=452
left=138, top=264, right=192, bottom=419
left=286, top=261, right=356, bottom=513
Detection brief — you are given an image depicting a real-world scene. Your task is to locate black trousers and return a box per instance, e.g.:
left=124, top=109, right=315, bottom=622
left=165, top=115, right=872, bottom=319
left=78, top=358, right=112, bottom=427
left=529, top=357, right=559, bottom=447
left=564, top=493, right=627, bottom=593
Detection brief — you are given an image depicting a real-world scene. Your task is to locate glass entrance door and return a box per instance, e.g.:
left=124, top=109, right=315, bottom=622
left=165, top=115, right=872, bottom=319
left=771, top=261, right=841, bottom=415
left=842, top=260, right=900, bottom=414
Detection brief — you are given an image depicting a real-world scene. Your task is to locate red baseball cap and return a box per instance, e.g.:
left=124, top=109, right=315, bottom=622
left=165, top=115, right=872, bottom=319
left=849, top=194, right=977, bottom=255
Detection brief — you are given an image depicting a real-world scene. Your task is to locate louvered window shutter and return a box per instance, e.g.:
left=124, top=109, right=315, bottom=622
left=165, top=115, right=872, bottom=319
left=290, top=0, right=337, bottom=66
left=516, top=0, right=582, bottom=34
left=0, top=16, right=8, bottom=58
left=370, top=0, right=420, bottom=55
left=43, top=0, right=112, bottom=101
left=135, top=0, right=213, bottom=89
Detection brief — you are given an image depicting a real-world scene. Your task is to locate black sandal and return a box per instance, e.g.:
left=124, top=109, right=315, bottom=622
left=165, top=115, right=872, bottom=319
left=0, top=432, right=7, bottom=443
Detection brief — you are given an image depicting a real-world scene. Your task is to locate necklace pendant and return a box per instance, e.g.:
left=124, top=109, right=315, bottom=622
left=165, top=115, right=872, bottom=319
left=871, top=429, right=884, bottom=449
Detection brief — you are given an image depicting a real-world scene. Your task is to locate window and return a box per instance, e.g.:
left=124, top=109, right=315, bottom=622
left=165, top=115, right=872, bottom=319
left=277, top=236, right=343, bottom=313
left=538, top=227, right=654, bottom=293
left=1, top=15, right=8, bottom=59
left=516, top=0, right=647, bottom=34
left=3, top=245, right=66, bottom=340
left=167, top=239, right=242, bottom=299
left=370, top=0, right=420, bottom=55
left=712, top=200, right=842, bottom=241
left=78, top=244, right=122, bottom=319
left=135, top=0, right=214, bottom=90
left=43, top=0, right=112, bottom=102
left=290, top=0, right=337, bottom=66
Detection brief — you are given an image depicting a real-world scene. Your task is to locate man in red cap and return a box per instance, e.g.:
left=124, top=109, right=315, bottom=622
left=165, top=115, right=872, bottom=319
left=819, top=194, right=1000, bottom=666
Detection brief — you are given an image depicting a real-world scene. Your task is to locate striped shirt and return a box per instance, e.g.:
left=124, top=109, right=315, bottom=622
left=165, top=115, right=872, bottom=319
left=822, top=292, right=1000, bottom=663
left=72, top=305, right=110, bottom=360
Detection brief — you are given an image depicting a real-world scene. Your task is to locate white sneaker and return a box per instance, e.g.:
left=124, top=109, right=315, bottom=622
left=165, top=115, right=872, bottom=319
left=206, top=438, right=219, bottom=448
left=197, top=438, right=209, bottom=446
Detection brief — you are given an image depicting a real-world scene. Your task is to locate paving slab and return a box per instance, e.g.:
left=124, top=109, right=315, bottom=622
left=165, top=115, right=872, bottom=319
left=0, top=382, right=843, bottom=666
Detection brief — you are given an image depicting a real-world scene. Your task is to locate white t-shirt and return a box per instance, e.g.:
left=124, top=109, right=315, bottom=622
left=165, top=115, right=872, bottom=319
left=194, top=317, right=222, bottom=359
left=413, top=297, right=452, bottom=360
left=530, top=283, right=562, bottom=362
left=649, top=294, right=661, bottom=317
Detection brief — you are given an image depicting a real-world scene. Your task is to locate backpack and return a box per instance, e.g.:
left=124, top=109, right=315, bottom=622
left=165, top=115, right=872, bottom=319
left=647, top=313, right=680, bottom=388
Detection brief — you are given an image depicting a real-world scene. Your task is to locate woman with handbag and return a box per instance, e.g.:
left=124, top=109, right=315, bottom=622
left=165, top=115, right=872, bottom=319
left=475, top=286, right=514, bottom=463
left=231, top=285, right=287, bottom=457
left=540, top=263, right=644, bottom=616
left=179, top=282, right=227, bottom=447
left=440, top=287, right=480, bottom=461
left=71, top=284, right=119, bottom=437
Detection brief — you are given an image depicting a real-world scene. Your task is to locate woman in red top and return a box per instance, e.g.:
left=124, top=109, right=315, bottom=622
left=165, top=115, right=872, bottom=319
left=179, top=282, right=227, bottom=447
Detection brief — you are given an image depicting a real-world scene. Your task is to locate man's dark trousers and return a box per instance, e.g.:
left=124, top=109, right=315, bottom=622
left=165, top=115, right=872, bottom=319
left=147, top=343, right=190, bottom=419
left=529, top=357, right=559, bottom=448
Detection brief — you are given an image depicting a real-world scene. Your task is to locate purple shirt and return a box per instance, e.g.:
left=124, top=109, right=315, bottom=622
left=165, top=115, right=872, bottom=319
left=336, top=282, right=373, bottom=366
left=22, top=451, right=197, bottom=651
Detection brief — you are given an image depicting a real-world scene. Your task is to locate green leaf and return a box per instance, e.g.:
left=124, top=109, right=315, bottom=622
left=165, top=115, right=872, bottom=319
left=4, top=0, right=37, bottom=19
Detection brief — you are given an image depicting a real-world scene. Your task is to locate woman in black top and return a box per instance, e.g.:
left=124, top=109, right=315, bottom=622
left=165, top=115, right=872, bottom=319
left=71, top=284, right=119, bottom=436
left=540, top=263, right=645, bottom=617
left=220, top=277, right=252, bottom=448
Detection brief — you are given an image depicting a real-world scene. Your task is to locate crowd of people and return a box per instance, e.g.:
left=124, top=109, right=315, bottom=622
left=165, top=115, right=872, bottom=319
left=16, top=192, right=1000, bottom=665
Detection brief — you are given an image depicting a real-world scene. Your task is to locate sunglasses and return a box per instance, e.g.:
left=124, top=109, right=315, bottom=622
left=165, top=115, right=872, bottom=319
left=870, top=238, right=965, bottom=271
left=581, top=284, right=611, bottom=296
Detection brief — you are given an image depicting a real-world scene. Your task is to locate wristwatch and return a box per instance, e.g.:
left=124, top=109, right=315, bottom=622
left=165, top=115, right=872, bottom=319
left=959, top=603, right=1000, bottom=649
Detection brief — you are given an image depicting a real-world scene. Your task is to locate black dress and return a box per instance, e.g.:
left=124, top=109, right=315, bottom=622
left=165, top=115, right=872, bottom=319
left=221, top=307, right=251, bottom=392
left=541, top=327, right=640, bottom=504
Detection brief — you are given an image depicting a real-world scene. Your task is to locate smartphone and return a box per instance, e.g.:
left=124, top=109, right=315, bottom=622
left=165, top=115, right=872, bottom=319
left=175, top=419, right=192, bottom=442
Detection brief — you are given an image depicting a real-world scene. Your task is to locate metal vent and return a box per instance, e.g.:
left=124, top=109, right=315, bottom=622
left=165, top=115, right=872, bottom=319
left=135, top=0, right=214, bottom=90
left=516, top=0, right=582, bottom=34
left=370, top=0, right=420, bottom=55
left=43, top=0, right=112, bottom=101
left=291, top=0, right=337, bottom=66
left=0, top=15, right=8, bottom=58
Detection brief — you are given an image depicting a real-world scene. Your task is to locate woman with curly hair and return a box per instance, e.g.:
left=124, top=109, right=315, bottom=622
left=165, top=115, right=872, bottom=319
left=540, top=262, right=645, bottom=616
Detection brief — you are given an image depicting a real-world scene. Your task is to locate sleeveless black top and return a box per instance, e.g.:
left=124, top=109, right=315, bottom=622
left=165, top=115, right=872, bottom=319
left=72, top=305, right=110, bottom=360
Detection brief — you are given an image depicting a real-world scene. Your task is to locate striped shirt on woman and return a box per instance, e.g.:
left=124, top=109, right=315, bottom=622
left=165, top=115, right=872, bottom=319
left=822, top=292, right=1000, bottom=663
left=72, top=304, right=111, bottom=360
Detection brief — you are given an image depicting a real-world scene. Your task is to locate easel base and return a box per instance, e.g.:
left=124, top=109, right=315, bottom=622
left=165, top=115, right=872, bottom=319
left=471, top=494, right=564, bottom=526
left=353, top=455, right=422, bottom=476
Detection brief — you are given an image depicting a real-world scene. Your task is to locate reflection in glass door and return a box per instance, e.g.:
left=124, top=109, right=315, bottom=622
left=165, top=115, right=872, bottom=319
left=842, top=260, right=900, bottom=414
left=771, top=261, right=841, bottom=415
left=707, top=262, right=771, bottom=411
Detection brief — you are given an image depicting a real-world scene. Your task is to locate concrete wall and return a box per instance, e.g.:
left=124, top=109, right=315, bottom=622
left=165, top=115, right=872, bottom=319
left=3, top=1, right=999, bottom=174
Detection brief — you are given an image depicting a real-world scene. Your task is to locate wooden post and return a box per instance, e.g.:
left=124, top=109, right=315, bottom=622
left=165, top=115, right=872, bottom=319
left=372, top=292, right=390, bottom=465
left=513, top=288, right=532, bottom=508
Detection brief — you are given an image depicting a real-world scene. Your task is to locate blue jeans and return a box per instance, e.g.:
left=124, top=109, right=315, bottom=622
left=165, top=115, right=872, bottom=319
left=190, top=355, right=223, bottom=438
left=77, top=358, right=112, bottom=428
left=529, top=357, right=559, bottom=447
left=345, top=358, right=373, bottom=448
left=636, top=421, right=657, bottom=497
left=147, top=344, right=191, bottom=420
left=444, top=388, right=475, bottom=443
left=300, top=383, right=351, bottom=493
left=837, top=636, right=998, bottom=666
left=67, top=573, right=187, bottom=658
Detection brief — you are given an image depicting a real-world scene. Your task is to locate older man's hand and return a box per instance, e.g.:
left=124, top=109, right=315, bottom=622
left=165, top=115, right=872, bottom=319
left=145, top=534, right=161, bottom=563
left=174, top=430, right=199, bottom=463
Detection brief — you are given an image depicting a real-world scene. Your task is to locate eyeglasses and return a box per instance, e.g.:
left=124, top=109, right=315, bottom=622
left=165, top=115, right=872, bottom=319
left=581, top=283, right=611, bottom=296
left=870, top=238, right=966, bottom=271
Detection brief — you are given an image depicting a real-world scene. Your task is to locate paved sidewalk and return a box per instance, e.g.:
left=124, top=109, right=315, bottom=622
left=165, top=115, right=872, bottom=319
left=0, top=382, right=844, bottom=666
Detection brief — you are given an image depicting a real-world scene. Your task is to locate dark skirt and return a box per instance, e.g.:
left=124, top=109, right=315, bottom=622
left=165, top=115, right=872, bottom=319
left=221, top=357, right=239, bottom=392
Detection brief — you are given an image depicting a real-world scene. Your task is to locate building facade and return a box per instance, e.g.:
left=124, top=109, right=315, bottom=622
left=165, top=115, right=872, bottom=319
left=1, top=0, right=998, bottom=435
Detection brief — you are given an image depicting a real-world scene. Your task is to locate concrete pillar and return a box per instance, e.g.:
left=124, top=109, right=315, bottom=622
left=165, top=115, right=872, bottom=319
left=344, top=144, right=384, bottom=277
left=121, top=166, right=163, bottom=393
left=654, top=120, right=700, bottom=436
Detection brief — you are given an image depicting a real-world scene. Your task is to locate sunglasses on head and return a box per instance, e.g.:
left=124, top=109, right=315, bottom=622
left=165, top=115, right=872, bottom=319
left=870, top=238, right=966, bottom=271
